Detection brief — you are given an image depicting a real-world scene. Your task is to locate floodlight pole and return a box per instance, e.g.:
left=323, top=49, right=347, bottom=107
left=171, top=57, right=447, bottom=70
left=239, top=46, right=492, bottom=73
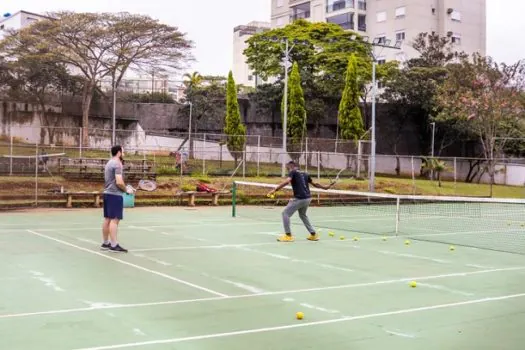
left=188, top=101, right=193, bottom=158
left=112, top=77, right=117, bottom=145
left=365, top=38, right=402, bottom=192
left=282, top=38, right=289, bottom=177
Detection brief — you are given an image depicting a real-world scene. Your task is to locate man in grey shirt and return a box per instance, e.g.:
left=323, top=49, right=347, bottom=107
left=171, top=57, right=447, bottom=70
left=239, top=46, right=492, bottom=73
left=101, top=145, right=134, bottom=253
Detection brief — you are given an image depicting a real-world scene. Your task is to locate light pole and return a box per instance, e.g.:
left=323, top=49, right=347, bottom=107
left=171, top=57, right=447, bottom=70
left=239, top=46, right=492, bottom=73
left=430, top=121, right=436, bottom=181
left=281, top=38, right=293, bottom=177
left=111, top=77, right=117, bottom=145
left=365, top=37, right=402, bottom=192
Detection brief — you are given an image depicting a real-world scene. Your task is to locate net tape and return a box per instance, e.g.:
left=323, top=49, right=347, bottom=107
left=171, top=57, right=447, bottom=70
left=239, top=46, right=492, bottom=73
left=234, top=181, right=525, bottom=205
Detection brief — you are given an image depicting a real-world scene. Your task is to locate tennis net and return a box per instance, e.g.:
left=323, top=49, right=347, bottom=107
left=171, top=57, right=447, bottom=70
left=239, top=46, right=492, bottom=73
left=232, top=181, right=525, bottom=255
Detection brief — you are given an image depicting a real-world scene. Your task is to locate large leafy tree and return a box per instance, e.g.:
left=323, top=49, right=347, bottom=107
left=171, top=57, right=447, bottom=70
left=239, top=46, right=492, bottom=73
left=338, top=54, right=364, bottom=142
left=244, top=20, right=380, bottom=137
left=0, top=11, right=192, bottom=146
left=435, top=54, right=525, bottom=195
left=381, top=32, right=465, bottom=157
left=224, top=71, right=246, bottom=165
left=282, top=62, right=307, bottom=161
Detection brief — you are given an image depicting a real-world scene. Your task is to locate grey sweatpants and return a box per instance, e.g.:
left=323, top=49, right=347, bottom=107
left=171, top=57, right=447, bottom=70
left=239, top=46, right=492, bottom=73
left=282, top=198, right=315, bottom=234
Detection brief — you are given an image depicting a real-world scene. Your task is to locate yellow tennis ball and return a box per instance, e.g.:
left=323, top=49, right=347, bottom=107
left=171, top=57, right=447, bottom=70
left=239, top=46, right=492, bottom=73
left=296, top=312, right=304, bottom=320
left=339, top=235, right=345, bottom=240
left=409, top=281, right=417, bottom=288
left=450, top=245, right=455, bottom=251
left=328, top=231, right=335, bottom=237
left=405, top=240, right=411, bottom=245
left=382, top=236, right=387, bottom=241
left=353, top=236, right=359, bottom=241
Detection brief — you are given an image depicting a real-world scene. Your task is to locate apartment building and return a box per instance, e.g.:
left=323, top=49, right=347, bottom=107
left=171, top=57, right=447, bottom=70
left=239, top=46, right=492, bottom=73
left=0, top=10, right=51, bottom=39
left=271, top=0, right=486, bottom=62
left=232, top=21, right=271, bottom=87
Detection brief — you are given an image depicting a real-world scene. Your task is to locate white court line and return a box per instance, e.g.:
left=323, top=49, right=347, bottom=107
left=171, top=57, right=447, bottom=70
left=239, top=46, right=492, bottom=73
left=2, top=265, right=524, bottom=320
left=132, top=242, right=290, bottom=252
left=73, top=292, right=525, bottom=350
left=417, top=282, right=474, bottom=297
left=384, top=330, right=416, bottom=338
left=25, top=230, right=227, bottom=298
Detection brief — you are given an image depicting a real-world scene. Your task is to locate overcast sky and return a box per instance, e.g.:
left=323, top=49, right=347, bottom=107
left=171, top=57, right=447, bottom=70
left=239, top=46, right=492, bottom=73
left=4, top=0, right=524, bottom=77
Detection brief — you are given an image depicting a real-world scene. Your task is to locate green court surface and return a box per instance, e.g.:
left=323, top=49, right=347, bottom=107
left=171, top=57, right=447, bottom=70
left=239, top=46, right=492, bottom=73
left=1, top=206, right=525, bottom=350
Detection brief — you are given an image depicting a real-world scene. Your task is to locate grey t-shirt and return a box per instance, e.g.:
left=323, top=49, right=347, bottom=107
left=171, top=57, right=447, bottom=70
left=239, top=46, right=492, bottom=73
left=104, top=158, right=124, bottom=195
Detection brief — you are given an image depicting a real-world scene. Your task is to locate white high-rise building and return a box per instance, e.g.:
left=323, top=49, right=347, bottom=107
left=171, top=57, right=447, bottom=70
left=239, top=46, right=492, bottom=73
left=271, top=0, right=486, bottom=62
left=232, top=21, right=271, bottom=87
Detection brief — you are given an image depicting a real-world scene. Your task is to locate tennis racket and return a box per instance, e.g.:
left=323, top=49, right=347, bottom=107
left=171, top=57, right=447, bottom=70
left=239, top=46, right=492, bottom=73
left=129, top=179, right=158, bottom=192
left=328, top=167, right=348, bottom=188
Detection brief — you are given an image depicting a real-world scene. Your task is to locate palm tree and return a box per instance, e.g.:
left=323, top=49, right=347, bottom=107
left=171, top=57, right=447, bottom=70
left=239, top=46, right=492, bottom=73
left=422, top=157, right=448, bottom=187
left=183, top=72, right=203, bottom=89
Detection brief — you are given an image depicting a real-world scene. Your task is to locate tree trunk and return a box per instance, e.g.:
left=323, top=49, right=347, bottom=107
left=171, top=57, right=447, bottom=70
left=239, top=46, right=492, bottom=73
left=81, top=81, right=95, bottom=147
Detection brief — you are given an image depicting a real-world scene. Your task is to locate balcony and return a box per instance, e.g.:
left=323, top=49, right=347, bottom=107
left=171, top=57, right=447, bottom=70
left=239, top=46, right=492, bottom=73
left=327, top=12, right=354, bottom=31
left=290, top=10, right=311, bottom=21
left=326, top=0, right=354, bottom=13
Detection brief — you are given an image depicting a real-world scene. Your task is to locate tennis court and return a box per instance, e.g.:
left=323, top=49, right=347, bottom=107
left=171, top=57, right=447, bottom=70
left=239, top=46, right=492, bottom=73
left=2, top=193, right=525, bottom=349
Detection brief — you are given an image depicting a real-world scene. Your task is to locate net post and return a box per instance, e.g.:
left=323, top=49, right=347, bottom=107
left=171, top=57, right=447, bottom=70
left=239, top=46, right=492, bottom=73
left=242, top=146, right=246, bottom=179
left=232, top=181, right=237, bottom=218
left=317, top=151, right=320, bottom=205
left=395, top=197, right=400, bottom=235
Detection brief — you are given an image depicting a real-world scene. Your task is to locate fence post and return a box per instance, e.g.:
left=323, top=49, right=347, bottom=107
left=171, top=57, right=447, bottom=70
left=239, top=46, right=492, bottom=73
left=411, top=156, right=416, bottom=195
left=305, top=137, right=309, bottom=173
left=317, top=151, right=321, bottom=205
left=257, top=135, right=261, bottom=177
left=35, top=143, right=38, bottom=206
left=79, top=127, right=83, bottom=158
left=9, top=136, right=13, bottom=176
left=454, top=157, right=458, bottom=194
left=202, top=133, right=206, bottom=176
left=242, top=147, right=246, bottom=179
left=357, top=141, right=362, bottom=178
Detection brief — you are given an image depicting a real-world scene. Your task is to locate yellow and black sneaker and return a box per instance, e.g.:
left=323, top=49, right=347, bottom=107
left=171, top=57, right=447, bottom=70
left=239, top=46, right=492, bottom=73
left=307, top=233, right=320, bottom=241
left=277, top=234, right=295, bottom=242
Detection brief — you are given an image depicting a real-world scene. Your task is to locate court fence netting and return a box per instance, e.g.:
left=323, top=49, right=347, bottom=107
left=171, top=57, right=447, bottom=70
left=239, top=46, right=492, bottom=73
left=232, top=181, right=525, bottom=255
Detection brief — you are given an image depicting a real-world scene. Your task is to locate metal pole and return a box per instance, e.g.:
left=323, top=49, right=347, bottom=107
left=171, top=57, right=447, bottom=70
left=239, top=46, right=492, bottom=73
left=9, top=136, right=13, bottom=176
left=35, top=143, right=38, bottom=206
left=202, top=133, right=206, bottom=175
left=369, top=60, right=377, bottom=192
left=282, top=39, right=289, bottom=178
left=257, top=135, right=261, bottom=177
left=112, top=78, right=116, bottom=145
left=188, top=102, right=193, bottom=159
left=430, top=122, right=435, bottom=181
left=79, top=128, right=83, bottom=158
left=305, top=137, right=308, bottom=173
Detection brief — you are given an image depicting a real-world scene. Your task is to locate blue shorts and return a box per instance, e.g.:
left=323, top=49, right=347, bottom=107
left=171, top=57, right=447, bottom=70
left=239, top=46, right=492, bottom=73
left=103, top=193, right=124, bottom=220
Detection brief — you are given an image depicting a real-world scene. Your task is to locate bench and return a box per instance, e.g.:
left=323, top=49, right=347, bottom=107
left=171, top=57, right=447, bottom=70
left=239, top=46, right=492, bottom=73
left=175, top=191, right=230, bottom=207
left=58, top=157, right=156, bottom=181
left=63, top=191, right=101, bottom=208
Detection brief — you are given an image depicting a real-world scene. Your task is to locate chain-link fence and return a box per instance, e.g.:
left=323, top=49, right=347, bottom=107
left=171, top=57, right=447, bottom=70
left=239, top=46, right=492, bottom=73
left=2, top=127, right=525, bottom=208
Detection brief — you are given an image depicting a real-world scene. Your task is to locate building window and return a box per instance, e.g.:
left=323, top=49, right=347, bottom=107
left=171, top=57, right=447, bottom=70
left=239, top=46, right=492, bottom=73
left=395, top=31, right=405, bottom=41
left=451, top=33, right=461, bottom=44
left=451, top=10, right=461, bottom=21
left=327, top=12, right=354, bottom=30
left=377, top=59, right=386, bottom=65
left=375, top=36, right=386, bottom=44
left=395, top=6, right=406, bottom=18
left=326, top=0, right=354, bottom=13
left=376, top=11, right=386, bottom=22
left=276, top=0, right=284, bottom=7
left=290, top=2, right=311, bottom=21
left=248, top=75, right=253, bottom=81
left=358, top=0, right=366, bottom=10
left=276, top=16, right=286, bottom=27
left=358, top=14, right=366, bottom=31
